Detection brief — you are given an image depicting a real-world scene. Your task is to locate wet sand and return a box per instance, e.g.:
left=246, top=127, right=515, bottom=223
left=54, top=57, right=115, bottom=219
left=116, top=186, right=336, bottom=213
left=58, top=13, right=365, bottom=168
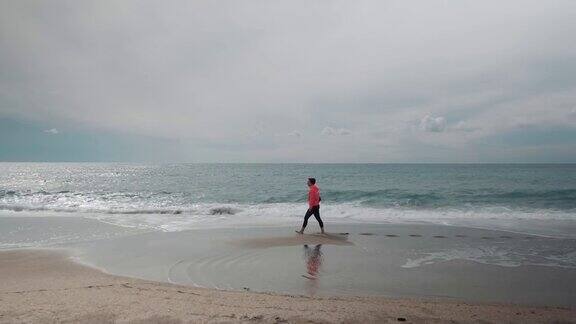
left=234, top=232, right=353, bottom=248
left=65, top=223, right=576, bottom=306
left=1, top=249, right=575, bottom=323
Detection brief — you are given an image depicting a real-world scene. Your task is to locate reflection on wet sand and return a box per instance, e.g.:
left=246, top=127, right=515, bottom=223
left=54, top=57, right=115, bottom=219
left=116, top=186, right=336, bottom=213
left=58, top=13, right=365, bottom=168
left=302, top=244, right=323, bottom=296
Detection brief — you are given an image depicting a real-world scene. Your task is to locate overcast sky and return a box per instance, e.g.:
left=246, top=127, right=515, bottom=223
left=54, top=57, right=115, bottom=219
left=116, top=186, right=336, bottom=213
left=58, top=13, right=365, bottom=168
left=1, top=0, right=576, bottom=162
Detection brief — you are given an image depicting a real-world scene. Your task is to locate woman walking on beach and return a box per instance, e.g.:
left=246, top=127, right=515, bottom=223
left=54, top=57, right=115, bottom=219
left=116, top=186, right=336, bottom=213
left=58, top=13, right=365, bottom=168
left=296, top=178, right=325, bottom=234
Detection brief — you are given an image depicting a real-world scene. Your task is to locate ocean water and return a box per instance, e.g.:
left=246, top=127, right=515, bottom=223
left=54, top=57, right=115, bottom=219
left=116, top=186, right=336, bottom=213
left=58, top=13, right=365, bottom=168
left=1, top=163, right=575, bottom=237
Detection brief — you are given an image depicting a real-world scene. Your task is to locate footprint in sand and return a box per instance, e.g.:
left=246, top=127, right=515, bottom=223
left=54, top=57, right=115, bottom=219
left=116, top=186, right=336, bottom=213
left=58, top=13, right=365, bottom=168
left=359, top=233, right=375, bottom=236
left=433, top=235, right=446, bottom=238
left=409, top=234, right=422, bottom=237
left=385, top=234, right=399, bottom=237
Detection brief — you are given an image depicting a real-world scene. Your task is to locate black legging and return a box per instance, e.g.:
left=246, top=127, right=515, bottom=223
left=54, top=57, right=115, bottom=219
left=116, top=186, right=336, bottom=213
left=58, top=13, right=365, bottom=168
left=302, top=205, right=323, bottom=229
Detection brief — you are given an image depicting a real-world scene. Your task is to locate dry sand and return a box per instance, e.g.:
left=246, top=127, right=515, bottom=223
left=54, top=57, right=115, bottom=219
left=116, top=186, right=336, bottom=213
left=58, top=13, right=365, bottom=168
left=0, top=249, right=574, bottom=324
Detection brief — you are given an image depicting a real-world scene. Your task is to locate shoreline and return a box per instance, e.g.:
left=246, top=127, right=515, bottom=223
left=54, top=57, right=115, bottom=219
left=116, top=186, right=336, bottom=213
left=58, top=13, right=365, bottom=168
left=1, top=249, right=575, bottom=323
left=2, top=217, right=576, bottom=305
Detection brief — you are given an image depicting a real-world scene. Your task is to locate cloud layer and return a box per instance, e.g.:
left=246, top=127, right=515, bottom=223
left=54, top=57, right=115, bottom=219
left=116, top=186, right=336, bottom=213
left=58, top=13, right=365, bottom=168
left=1, top=0, right=576, bottom=162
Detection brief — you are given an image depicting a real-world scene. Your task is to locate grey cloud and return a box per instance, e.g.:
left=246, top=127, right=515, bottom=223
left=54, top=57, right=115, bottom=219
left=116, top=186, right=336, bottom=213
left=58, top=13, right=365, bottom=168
left=452, top=121, right=478, bottom=133
left=321, top=127, right=352, bottom=136
left=419, top=116, right=446, bottom=133
left=286, top=131, right=302, bottom=138
left=43, top=128, right=59, bottom=135
left=274, top=130, right=302, bottom=138
left=1, top=0, right=576, bottom=162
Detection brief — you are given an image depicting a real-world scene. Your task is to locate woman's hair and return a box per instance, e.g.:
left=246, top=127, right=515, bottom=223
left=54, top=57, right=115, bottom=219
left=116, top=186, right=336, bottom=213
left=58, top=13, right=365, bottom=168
left=308, top=178, right=316, bottom=184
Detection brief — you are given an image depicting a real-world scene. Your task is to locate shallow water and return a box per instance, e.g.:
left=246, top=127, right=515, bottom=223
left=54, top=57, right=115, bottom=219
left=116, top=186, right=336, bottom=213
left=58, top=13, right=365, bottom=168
left=62, top=222, right=576, bottom=307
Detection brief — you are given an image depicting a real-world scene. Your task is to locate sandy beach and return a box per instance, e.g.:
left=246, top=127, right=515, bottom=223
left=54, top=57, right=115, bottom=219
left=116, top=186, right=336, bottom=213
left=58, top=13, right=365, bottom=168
left=0, top=249, right=574, bottom=324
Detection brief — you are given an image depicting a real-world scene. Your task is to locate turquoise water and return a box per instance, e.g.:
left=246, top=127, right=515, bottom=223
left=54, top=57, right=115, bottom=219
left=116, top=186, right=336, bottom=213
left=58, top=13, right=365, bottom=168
left=1, top=163, right=575, bottom=236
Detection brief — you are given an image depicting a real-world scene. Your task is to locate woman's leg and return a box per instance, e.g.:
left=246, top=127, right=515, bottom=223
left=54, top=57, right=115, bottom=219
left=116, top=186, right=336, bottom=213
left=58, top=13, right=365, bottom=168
left=312, top=206, right=324, bottom=232
left=297, top=208, right=314, bottom=233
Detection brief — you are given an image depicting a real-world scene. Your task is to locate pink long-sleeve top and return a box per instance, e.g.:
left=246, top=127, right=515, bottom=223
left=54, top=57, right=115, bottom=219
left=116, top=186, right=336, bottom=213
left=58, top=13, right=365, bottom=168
left=308, top=184, right=320, bottom=208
